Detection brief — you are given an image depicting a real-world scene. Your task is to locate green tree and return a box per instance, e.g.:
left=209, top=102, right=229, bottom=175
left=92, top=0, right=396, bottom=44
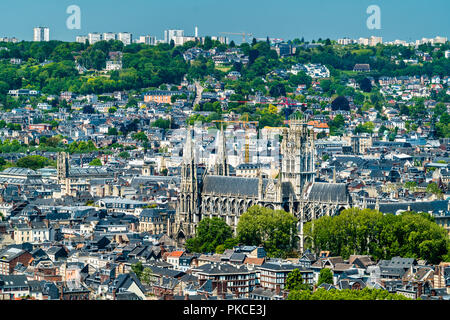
left=131, top=262, right=144, bottom=279
left=404, top=181, right=418, bottom=192
left=305, top=208, right=449, bottom=264
left=328, top=114, right=346, bottom=136
left=89, top=158, right=102, bottom=166
left=285, top=269, right=311, bottom=291
left=118, top=151, right=130, bottom=159
left=132, top=132, right=148, bottom=143
left=107, top=127, right=118, bottom=136
left=141, top=267, right=155, bottom=285
left=359, top=78, right=372, bottom=93
left=288, top=288, right=411, bottom=300
left=215, top=244, right=226, bottom=254
left=426, top=182, right=443, bottom=199
left=354, top=122, right=375, bottom=134
left=185, top=217, right=234, bottom=253
left=237, top=205, right=297, bottom=258
left=317, top=268, right=333, bottom=286
left=152, top=118, right=171, bottom=130
left=108, top=107, right=117, bottom=114
left=16, top=155, right=53, bottom=170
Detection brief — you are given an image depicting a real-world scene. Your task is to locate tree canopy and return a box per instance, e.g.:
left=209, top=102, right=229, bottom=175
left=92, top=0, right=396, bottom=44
left=317, top=268, right=334, bottom=286
left=287, top=287, right=411, bottom=300
left=185, top=217, right=234, bottom=253
left=285, top=269, right=311, bottom=291
left=236, top=205, right=298, bottom=258
left=16, top=155, right=54, bottom=170
left=304, top=208, right=450, bottom=264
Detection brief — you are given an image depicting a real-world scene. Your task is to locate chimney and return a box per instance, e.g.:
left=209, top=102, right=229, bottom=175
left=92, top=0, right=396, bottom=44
left=59, top=285, right=64, bottom=300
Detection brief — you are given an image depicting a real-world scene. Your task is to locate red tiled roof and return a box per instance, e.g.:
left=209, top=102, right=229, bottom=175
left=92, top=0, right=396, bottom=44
left=168, top=251, right=184, bottom=258
left=244, top=257, right=265, bottom=266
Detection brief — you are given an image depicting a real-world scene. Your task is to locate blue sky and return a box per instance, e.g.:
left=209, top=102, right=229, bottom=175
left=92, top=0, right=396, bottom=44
left=0, top=0, right=448, bottom=42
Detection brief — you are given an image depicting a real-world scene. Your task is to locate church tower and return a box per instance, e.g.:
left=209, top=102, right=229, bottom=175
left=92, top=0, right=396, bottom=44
left=280, top=120, right=316, bottom=198
left=213, top=126, right=229, bottom=176
left=173, top=127, right=201, bottom=243
left=57, top=152, right=69, bottom=183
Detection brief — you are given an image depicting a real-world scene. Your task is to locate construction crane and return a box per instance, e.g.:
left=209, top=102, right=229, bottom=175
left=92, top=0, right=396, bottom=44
left=212, top=115, right=258, bottom=163
left=220, top=32, right=254, bottom=43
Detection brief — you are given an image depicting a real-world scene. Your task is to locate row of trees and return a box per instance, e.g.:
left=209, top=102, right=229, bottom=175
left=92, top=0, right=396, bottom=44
left=304, top=208, right=450, bottom=264
left=185, top=206, right=298, bottom=258
left=287, top=287, right=411, bottom=300
left=185, top=206, right=449, bottom=264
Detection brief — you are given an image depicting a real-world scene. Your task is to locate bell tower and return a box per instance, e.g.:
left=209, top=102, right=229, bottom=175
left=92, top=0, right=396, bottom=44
left=57, top=152, right=69, bottom=182
left=280, top=120, right=315, bottom=198
left=173, top=127, right=201, bottom=242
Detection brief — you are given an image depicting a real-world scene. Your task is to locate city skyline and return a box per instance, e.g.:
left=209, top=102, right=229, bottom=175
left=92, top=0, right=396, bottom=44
left=0, top=0, right=449, bottom=43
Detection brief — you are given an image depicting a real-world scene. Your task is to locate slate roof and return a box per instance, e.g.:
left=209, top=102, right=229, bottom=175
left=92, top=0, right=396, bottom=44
left=257, top=262, right=305, bottom=272
left=202, top=175, right=267, bottom=197
left=229, top=252, right=246, bottom=263
left=198, top=279, right=214, bottom=293
left=306, top=182, right=350, bottom=203
left=115, top=292, right=142, bottom=300
left=250, top=287, right=282, bottom=299
left=147, top=266, right=185, bottom=278
left=368, top=200, right=448, bottom=215
left=69, top=167, right=109, bottom=177
left=110, top=272, right=146, bottom=295
left=193, top=263, right=252, bottom=275
left=0, top=274, right=29, bottom=288
left=0, top=247, right=27, bottom=262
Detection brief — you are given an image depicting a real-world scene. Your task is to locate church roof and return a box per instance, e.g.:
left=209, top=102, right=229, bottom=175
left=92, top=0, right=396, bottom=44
left=202, top=175, right=267, bottom=197
left=367, top=200, right=448, bottom=215
left=69, top=167, right=109, bottom=177
left=305, top=182, right=350, bottom=203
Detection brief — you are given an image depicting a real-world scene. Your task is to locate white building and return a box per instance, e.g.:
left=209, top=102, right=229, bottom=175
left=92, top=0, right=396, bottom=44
left=88, top=33, right=102, bottom=44
left=165, top=29, right=184, bottom=43
left=173, top=36, right=197, bottom=46
left=136, top=35, right=156, bottom=45
left=103, top=32, right=117, bottom=41
left=338, top=38, right=355, bottom=45
left=76, top=36, right=88, bottom=43
left=417, top=36, right=448, bottom=46
left=33, top=27, right=49, bottom=42
left=118, top=32, right=133, bottom=45
left=358, top=36, right=382, bottom=46
left=105, top=60, right=122, bottom=71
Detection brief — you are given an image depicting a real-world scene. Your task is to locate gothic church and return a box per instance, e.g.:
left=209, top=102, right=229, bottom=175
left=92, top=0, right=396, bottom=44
left=170, top=121, right=352, bottom=252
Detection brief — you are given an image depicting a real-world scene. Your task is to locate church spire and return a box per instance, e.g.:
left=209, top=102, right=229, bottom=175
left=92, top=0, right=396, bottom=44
left=213, top=125, right=228, bottom=176
left=183, top=127, right=195, bottom=164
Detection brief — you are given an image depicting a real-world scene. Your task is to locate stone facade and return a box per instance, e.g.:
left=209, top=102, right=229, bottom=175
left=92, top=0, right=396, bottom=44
left=170, top=121, right=353, bottom=252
